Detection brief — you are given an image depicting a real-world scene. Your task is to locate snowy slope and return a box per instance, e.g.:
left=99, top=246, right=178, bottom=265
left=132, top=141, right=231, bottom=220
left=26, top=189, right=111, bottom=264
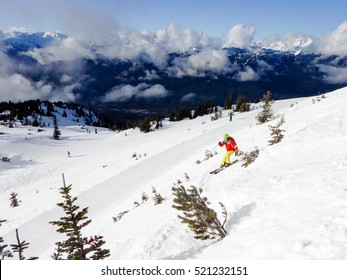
left=1, top=87, right=347, bottom=260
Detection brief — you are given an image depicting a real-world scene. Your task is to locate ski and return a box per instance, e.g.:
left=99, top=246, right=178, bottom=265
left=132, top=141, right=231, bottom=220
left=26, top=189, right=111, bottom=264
left=210, top=159, right=238, bottom=174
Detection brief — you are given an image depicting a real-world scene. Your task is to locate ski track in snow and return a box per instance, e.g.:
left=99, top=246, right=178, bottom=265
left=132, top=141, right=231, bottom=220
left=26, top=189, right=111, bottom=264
left=1, top=87, right=347, bottom=259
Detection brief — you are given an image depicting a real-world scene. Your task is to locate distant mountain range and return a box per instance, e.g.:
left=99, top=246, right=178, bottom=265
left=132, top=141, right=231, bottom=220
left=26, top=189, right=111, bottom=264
left=1, top=31, right=347, bottom=121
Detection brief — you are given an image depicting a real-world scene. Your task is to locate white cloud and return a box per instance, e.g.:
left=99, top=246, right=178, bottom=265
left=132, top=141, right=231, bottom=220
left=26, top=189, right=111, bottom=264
left=139, top=70, right=160, bottom=81
left=155, top=23, right=215, bottom=52
left=180, top=93, right=197, bottom=103
left=223, top=24, right=255, bottom=48
left=317, top=64, right=347, bottom=84
left=102, top=83, right=169, bottom=102
left=98, top=23, right=219, bottom=68
left=234, top=66, right=260, bottom=82
left=0, top=72, right=81, bottom=102
left=60, top=74, right=73, bottom=84
left=318, top=21, right=347, bottom=56
left=26, top=37, right=95, bottom=64
left=257, top=60, right=274, bottom=75
left=0, top=73, right=48, bottom=101
left=168, top=49, right=236, bottom=77
left=138, top=84, right=169, bottom=99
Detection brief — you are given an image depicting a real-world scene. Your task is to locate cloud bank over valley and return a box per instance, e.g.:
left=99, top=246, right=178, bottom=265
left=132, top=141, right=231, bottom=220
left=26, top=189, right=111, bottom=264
left=1, top=21, right=347, bottom=105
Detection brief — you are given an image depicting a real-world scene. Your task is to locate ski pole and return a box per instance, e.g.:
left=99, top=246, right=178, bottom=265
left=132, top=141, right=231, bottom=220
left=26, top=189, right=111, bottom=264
left=211, top=144, right=218, bottom=152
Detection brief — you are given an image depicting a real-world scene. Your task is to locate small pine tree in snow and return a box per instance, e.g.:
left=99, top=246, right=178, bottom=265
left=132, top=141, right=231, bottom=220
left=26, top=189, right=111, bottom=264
left=141, top=192, right=148, bottom=203
left=0, top=219, right=13, bottom=259
left=50, top=174, right=110, bottom=260
left=10, top=229, right=38, bottom=260
left=239, top=147, right=260, bottom=168
left=172, top=185, right=227, bottom=240
left=0, top=219, right=7, bottom=256
left=10, top=192, right=20, bottom=207
left=256, top=91, right=274, bottom=124
left=112, top=210, right=129, bottom=223
left=235, top=95, right=250, bottom=112
left=152, top=187, right=165, bottom=205
left=53, top=115, right=61, bottom=140
left=204, top=150, right=214, bottom=160
left=268, top=116, right=285, bottom=146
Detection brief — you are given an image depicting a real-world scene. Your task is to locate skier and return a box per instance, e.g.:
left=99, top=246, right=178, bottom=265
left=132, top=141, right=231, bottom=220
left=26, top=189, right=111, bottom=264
left=218, top=134, right=238, bottom=167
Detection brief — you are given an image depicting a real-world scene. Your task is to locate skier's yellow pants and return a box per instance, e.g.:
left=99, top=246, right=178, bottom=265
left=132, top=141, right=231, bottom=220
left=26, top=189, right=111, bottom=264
left=221, top=150, right=235, bottom=165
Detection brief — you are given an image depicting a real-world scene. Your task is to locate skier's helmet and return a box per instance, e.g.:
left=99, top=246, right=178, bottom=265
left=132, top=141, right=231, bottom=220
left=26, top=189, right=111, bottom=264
left=223, top=134, right=229, bottom=140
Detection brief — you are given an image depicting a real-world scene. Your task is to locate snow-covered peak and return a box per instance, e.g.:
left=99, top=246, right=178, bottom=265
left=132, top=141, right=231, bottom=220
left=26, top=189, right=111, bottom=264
left=0, top=29, right=318, bottom=54
left=1, top=31, right=67, bottom=50
left=254, top=33, right=316, bottom=54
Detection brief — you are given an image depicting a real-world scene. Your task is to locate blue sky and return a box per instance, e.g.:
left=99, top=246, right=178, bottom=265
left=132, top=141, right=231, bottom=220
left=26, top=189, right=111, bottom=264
left=0, top=0, right=346, bottom=39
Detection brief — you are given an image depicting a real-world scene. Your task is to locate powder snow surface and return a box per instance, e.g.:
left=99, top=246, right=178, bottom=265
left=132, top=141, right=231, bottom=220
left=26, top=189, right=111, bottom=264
left=1, top=87, right=347, bottom=260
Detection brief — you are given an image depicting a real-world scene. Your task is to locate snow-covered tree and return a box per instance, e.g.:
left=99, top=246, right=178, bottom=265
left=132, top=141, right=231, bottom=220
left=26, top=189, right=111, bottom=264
left=50, top=174, right=110, bottom=260
left=172, top=185, right=227, bottom=240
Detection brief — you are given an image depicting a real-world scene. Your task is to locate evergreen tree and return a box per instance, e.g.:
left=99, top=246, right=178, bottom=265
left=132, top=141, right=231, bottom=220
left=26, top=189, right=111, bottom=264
left=256, top=91, right=274, bottom=124
left=176, top=106, right=191, bottom=121
left=239, top=147, right=260, bottom=168
left=268, top=116, right=285, bottom=145
left=0, top=219, right=13, bottom=259
left=10, top=192, right=20, bottom=207
left=46, top=102, right=54, bottom=116
left=172, top=185, right=227, bottom=240
left=112, top=211, right=129, bottom=223
left=155, top=114, right=163, bottom=129
left=53, top=115, right=61, bottom=140
left=169, top=109, right=176, bottom=122
left=141, top=192, right=149, bottom=203
left=152, top=187, right=165, bottom=205
left=224, top=92, right=233, bottom=110
left=138, top=117, right=151, bottom=133
left=50, top=174, right=110, bottom=260
left=51, top=242, right=64, bottom=260
left=235, top=96, right=250, bottom=112
left=10, top=229, right=38, bottom=260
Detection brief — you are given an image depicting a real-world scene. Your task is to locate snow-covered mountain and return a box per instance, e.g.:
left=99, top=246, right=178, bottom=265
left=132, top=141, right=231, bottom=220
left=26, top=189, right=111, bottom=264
left=1, top=31, right=66, bottom=51
left=1, top=86, right=347, bottom=260
left=254, top=34, right=316, bottom=54
left=0, top=30, right=316, bottom=54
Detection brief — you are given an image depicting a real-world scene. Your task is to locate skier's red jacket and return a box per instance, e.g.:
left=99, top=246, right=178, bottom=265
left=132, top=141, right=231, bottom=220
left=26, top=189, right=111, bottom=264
left=219, top=137, right=238, bottom=152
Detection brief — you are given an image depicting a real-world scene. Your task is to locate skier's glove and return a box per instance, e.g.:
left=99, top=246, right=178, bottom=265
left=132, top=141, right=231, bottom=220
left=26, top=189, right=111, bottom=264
left=218, top=141, right=221, bottom=145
